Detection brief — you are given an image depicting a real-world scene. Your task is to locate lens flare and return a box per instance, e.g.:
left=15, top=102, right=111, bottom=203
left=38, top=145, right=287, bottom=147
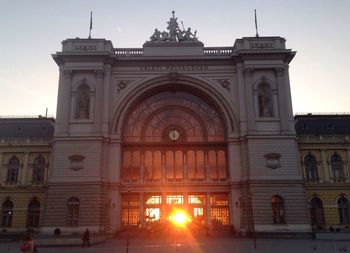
left=170, top=210, right=191, bottom=227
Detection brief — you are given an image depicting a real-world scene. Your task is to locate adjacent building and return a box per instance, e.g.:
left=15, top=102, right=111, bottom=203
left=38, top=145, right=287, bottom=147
left=0, top=117, right=54, bottom=232
left=296, top=114, right=350, bottom=229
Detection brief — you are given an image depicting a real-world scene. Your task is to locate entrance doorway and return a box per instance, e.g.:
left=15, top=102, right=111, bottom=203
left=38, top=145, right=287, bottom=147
left=121, top=193, right=229, bottom=228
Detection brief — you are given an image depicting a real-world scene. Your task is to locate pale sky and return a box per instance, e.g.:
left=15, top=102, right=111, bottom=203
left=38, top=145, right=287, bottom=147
left=0, top=0, right=349, bottom=117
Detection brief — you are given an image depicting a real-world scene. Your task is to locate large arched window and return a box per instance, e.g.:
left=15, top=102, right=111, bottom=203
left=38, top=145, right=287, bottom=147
left=32, top=155, right=46, bottom=184
left=67, top=197, right=80, bottom=225
left=27, top=198, right=41, bottom=227
left=121, top=91, right=227, bottom=183
left=75, top=85, right=90, bottom=119
left=1, top=199, right=14, bottom=227
left=338, top=196, right=350, bottom=225
left=7, top=156, right=20, bottom=184
left=310, top=197, right=325, bottom=228
left=330, top=153, right=344, bottom=182
left=271, top=195, right=285, bottom=224
left=304, top=153, right=318, bottom=182
left=257, top=83, right=273, bottom=117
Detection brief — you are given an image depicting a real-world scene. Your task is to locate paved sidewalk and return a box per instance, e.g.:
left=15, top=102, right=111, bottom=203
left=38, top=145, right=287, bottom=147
left=1, top=237, right=350, bottom=253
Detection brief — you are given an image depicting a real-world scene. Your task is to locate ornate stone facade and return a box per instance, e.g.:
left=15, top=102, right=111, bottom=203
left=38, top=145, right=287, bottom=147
left=0, top=14, right=326, bottom=236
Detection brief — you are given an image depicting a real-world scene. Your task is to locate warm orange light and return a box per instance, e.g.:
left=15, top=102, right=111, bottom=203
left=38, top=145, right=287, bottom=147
left=173, top=212, right=186, bottom=224
left=170, top=210, right=191, bottom=227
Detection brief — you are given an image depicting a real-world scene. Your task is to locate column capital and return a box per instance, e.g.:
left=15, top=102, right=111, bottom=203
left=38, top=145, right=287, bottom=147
left=244, top=67, right=254, bottom=77
left=60, top=68, right=73, bottom=79
left=275, top=67, right=285, bottom=76
left=94, top=69, right=104, bottom=79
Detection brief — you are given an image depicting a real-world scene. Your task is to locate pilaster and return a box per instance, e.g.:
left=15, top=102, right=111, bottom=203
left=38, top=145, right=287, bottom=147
left=55, top=68, right=72, bottom=135
left=206, top=193, right=211, bottom=228
left=346, top=149, right=350, bottom=182
left=275, top=67, right=288, bottom=133
left=93, top=70, right=104, bottom=132
left=102, top=65, right=111, bottom=136
left=237, top=64, right=247, bottom=134
left=244, top=67, right=255, bottom=132
left=321, top=149, right=330, bottom=182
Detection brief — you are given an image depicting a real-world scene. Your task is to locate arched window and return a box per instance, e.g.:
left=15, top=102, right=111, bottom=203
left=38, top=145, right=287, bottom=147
left=67, top=197, right=80, bottom=225
left=331, top=153, right=344, bottom=182
left=1, top=199, right=14, bottom=227
left=32, top=155, right=46, bottom=184
left=7, top=156, right=20, bottom=184
left=258, top=83, right=273, bottom=117
left=310, top=197, right=325, bottom=227
left=271, top=195, right=285, bottom=224
left=304, top=153, right=318, bottom=182
left=75, top=85, right=90, bottom=119
left=338, top=196, right=350, bottom=225
left=27, top=198, right=40, bottom=227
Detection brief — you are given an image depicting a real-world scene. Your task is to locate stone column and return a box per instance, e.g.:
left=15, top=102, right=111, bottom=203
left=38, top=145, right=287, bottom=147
left=346, top=149, right=350, bottom=182
left=227, top=140, right=242, bottom=182
left=244, top=68, right=255, bottom=133
left=320, top=149, right=330, bottom=182
left=161, top=152, right=166, bottom=183
left=139, top=192, right=144, bottom=227
left=93, top=70, right=104, bottom=132
left=230, top=188, right=242, bottom=232
left=206, top=193, right=211, bottom=228
left=161, top=193, right=166, bottom=221
left=183, top=192, right=188, bottom=215
left=275, top=67, right=289, bottom=133
left=55, top=68, right=72, bottom=135
left=317, top=153, right=324, bottom=183
left=102, top=65, right=111, bottom=136
left=108, top=141, right=121, bottom=183
left=283, top=66, right=294, bottom=124
left=21, top=153, right=29, bottom=185
left=237, top=64, right=248, bottom=135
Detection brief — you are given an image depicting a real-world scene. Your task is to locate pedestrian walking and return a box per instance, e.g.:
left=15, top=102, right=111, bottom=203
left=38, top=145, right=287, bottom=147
left=81, top=228, right=90, bottom=247
left=20, top=232, right=34, bottom=253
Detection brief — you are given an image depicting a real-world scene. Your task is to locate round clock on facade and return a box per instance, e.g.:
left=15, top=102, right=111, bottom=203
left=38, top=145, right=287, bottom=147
left=168, top=129, right=180, bottom=141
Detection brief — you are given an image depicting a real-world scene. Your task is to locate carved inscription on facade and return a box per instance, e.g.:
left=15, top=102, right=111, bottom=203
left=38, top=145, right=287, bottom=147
left=74, top=44, right=97, bottom=51
left=250, top=43, right=273, bottom=49
left=140, top=65, right=209, bottom=72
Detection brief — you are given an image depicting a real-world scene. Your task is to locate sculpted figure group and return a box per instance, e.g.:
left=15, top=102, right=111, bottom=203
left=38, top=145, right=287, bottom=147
left=149, top=11, right=198, bottom=42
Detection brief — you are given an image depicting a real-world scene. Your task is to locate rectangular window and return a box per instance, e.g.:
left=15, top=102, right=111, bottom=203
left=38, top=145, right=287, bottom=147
left=188, top=195, right=206, bottom=205
left=166, top=195, right=183, bottom=205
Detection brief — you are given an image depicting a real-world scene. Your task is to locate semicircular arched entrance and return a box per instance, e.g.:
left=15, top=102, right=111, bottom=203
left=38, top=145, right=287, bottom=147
left=116, top=77, right=232, bottom=229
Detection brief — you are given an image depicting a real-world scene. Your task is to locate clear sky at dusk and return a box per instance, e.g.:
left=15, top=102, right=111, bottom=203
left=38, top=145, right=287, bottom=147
left=0, top=0, right=349, bottom=116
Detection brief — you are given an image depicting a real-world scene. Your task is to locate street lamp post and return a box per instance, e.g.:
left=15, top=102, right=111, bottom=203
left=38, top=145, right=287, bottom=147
left=126, top=188, right=131, bottom=253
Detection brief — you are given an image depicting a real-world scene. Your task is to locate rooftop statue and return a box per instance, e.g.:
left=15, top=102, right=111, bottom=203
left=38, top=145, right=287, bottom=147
left=148, top=11, right=198, bottom=43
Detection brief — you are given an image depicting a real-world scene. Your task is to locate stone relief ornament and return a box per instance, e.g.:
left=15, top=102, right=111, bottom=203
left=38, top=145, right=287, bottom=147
left=116, top=80, right=135, bottom=93
left=149, top=11, right=199, bottom=42
left=216, top=79, right=231, bottom=91
left=264, top=153, right=281, bottom=169
left=117, top=81, right=128, bottom=93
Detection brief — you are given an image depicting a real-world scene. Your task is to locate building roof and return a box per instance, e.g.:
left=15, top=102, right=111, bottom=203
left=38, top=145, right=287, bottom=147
left=0, top=117, right=55, bottom=138
left=295, top=114, right=350, bottom=135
